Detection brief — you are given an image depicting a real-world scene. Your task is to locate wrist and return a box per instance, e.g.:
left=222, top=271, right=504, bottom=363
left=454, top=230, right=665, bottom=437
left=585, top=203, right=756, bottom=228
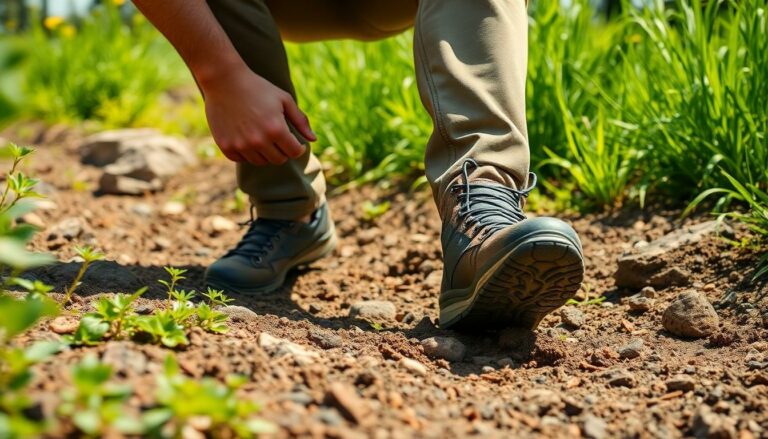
left=191, top=53, right=249, bottom=92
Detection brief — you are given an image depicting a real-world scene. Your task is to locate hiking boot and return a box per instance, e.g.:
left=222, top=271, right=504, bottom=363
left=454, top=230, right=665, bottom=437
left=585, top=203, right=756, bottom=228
left=439, top=159, right=585, bottom=330
left=205, top=203, right=336, bottom=294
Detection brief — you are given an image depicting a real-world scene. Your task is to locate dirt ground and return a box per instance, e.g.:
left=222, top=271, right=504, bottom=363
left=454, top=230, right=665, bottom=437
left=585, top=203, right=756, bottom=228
left=4, top=128, right=768, bottom=438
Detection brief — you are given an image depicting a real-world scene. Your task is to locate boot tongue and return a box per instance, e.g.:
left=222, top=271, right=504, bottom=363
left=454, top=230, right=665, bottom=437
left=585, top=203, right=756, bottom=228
left=468, top=164, right=521, bottom=189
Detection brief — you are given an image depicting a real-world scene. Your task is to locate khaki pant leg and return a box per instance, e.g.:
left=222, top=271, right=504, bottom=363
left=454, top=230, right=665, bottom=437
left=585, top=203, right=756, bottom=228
left=207, top=0, right=326, bottom=220
left=414, top=0, right=531, bottom=216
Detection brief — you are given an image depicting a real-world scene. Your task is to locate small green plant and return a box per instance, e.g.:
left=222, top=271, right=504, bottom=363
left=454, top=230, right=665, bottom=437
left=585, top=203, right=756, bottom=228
left=133, top=311, right=189, bottom=348
left=58, top=355, right=142, bottom=437
left=0, top=144, right=42, bottom=215
left=67, top=269, right=231, bottom=348
left=141, top=356, right=276, bottom=438
left=361, top=200, right=391, bottom=222
left=62, top=246, right=105, bottom=305
left=201, top=287, right=233, bottom=307
left=158, top=266, right=187, bottom=306
left=66, top=287, right=148, bottom=346
left=0, top=295, right=61, bottom=438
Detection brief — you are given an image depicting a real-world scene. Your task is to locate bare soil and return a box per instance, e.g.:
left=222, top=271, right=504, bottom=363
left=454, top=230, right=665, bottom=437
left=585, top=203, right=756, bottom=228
left=5, top=131, right=768, bottom=438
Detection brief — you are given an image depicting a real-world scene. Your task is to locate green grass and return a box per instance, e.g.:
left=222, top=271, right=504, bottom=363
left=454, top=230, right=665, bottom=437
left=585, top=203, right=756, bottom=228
left=19, top=5, right=187, bottom=128
left=0, top=0, right=765, bottom=273
left=286, top=35, right=431, bottom=187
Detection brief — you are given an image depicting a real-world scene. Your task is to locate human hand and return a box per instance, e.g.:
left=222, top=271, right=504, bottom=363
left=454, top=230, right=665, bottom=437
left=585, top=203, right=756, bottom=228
left=201, top=66, right=316, bottom=165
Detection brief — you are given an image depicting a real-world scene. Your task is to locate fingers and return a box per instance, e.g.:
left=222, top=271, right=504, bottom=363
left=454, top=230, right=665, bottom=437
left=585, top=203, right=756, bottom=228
left=274, top=128, right=306, bottom=159
left=282, top=95, right=317, bottom=142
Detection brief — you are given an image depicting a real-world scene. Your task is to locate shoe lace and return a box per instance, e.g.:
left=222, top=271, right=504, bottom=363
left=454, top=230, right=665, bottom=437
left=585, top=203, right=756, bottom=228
left=229, top=206, right=292, bottom=263
left=450, top=159, right=537, bottom=238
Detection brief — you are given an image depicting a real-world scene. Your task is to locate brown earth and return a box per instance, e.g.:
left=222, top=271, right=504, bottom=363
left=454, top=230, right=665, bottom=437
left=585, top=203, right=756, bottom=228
left=4, top=130, right=768, bottom=438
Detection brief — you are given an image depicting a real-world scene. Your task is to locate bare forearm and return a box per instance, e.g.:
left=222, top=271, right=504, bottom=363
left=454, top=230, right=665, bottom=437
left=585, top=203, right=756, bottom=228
left=133, top=0, right=245, bottom=88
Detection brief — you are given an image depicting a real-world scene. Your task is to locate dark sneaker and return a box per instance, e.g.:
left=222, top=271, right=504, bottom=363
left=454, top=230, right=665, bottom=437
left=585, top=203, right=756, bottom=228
left=205, top=203, right=336, bottom=294
left=439, top=160, right=584, bottom=330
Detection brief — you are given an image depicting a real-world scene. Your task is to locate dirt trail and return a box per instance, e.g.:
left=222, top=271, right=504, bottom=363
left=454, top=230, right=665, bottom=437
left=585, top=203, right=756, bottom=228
left=7, top=136, right=768, bottom=438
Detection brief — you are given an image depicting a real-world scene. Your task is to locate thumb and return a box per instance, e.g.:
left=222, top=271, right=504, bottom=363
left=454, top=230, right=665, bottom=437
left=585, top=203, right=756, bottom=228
left=282, top=96, right=317, bottom=142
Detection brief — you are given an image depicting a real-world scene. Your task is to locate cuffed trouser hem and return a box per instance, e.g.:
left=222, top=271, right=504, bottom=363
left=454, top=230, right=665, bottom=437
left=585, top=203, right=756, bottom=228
left=251, top=194, right=326, bottom=221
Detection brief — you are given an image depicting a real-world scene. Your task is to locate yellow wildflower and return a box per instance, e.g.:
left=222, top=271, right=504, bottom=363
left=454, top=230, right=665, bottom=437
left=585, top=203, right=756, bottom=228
left=43, top=16, right=65, bottom=30
left=113, top=0, right=126, bottom=5
left=61, top=24, right=76, bottom=39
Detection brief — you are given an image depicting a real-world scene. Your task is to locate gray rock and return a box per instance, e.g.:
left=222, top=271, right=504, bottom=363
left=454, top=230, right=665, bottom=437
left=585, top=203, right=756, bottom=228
left=421, top=336, right=466, bottom=362
left=219, top=305, right=259, bottom=323
left=130, top=203, right=153, bottom=217
left=101, top=341, right=147, bottom=376
left=641, top=286, right=657, bottom=298
left=309, top=329, right=343, bottom=349
left=615, top=221, right=730, bottom=289
left=605, top=370, right=637, bottom=388
left=665, top=375, right=696, bottom=392
left=80, top=129, right=196, bottom=195
left=99, top=174, right=162, bottom=195
left=398, top=357, right=427, bottom=376
left=47, top=217, right=83, bottom=240
left=258, top=332, right=319, bottom=366
left=349, top=300, right=397, bottom=322
left=627, top=295, right=653, bottom=312
left=691, top=406, right=737, bottom=439
left=582, top=415, right=608, bottom=439
left=315, top=408, right=344, bottom=426
left=617, top=338, right=644, bottom=359
left=662, top=291, right=720, bottom=338
left=560, top=306, right=586, bottom=328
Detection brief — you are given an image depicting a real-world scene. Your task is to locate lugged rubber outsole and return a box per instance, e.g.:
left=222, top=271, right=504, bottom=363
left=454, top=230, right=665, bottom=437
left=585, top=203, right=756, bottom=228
left=440, top=234, right=585, bottom=330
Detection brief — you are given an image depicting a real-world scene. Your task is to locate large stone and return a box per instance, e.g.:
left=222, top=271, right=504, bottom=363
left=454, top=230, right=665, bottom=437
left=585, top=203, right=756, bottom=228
left=615, top=221, right=731, bottom=289
left=662, top=291, right=720, bottom=338
left=421, top=336, right=466, bottom=362
left=80, top=129, right=196, bottom=195
left=349, top=300, right=397, bottom=322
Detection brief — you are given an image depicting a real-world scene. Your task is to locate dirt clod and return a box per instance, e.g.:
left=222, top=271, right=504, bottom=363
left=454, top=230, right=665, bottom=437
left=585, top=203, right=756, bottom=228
left=663, top=291, right=720, bottom=338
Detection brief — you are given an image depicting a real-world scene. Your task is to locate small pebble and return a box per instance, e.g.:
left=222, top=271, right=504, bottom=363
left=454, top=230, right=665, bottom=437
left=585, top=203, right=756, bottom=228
left=398, top=358, right=427, bottom=376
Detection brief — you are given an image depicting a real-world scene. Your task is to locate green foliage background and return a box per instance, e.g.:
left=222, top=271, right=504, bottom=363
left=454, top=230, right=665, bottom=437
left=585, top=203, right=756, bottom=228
left=0, top=0, right=765, bottom=237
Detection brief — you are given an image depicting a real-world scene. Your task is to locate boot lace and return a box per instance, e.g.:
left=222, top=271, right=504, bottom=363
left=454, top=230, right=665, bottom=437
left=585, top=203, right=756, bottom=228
left=228, top=206, right=292, bottom=263
left=450, top=159, right=537, bottom=238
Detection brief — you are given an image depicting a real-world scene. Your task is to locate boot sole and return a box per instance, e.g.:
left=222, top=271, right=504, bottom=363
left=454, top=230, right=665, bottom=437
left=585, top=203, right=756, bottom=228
left=206, top=225, right=337, bottom=295
left=440, top=232, right=584, bottom=330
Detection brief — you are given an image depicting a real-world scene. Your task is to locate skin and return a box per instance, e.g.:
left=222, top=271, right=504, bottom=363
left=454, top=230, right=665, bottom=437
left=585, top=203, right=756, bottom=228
left=133, top=0, right=317, bottom=166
